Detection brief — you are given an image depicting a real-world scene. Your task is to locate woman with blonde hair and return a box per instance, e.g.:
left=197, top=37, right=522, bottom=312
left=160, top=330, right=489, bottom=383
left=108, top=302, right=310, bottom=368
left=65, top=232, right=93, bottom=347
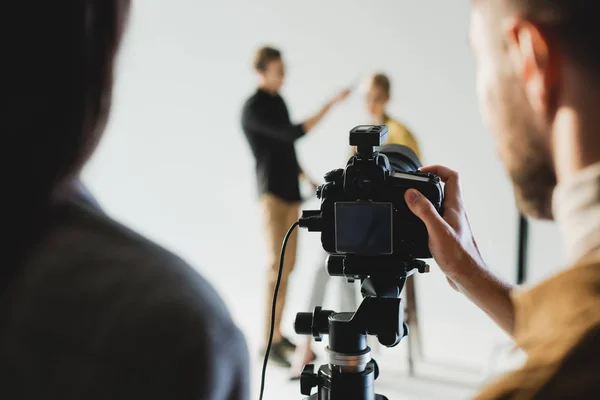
left=290, top=72, right=423, bottom=379
left=361, top=72, right=421, bottom=157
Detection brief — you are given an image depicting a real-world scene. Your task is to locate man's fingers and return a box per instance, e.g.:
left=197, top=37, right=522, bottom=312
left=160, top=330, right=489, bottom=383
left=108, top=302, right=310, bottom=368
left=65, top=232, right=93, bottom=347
left=419, top=164, right=463, bottom=207
left=419, top=165, right=459, bottom=184
left=405, top=189, right=448, bottom=232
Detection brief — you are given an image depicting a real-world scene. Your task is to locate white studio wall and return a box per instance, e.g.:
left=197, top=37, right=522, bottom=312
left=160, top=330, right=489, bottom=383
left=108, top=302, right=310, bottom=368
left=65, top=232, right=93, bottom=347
left=83, top=0, right=564, bottom=373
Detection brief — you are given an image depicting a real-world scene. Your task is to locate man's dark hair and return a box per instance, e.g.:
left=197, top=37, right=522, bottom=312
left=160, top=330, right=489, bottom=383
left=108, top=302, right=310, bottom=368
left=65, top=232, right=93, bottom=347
left=4, top=1, right=130, bottom=293
left=253, top=46, right=282, bottom=72
left=481, top=0, right=600, bottom=68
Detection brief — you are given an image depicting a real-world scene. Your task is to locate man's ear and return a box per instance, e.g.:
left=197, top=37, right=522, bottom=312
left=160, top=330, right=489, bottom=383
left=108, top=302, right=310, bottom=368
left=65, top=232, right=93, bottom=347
left=504, top=19, right=558, bottom=117
left=506, top=20, right=558, bottom=116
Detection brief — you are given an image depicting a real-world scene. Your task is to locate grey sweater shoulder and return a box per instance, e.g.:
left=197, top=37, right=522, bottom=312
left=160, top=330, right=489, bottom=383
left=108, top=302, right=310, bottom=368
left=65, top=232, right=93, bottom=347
left=0, top=193, right=249, bottom=400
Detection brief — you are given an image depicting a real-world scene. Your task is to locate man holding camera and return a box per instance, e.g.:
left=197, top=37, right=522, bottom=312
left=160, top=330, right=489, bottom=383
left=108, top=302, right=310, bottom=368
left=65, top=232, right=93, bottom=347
left=241, top=46, right=350, bottom=366
left=405, top=1, right=600, bottom=398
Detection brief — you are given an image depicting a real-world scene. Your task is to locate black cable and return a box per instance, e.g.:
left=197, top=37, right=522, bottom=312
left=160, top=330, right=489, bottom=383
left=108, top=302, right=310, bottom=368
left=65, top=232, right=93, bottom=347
left=259, top=221, right=300, bottom=400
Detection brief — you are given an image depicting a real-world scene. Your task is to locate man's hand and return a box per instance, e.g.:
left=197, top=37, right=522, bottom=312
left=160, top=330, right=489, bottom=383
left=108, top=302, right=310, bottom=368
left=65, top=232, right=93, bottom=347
left=403, top=165, right=485, bottom=290
left=303, top=88, right=352, bottom=133
left=330, top=88, right=352, bottom=106
left=299, top=171, right=319, bottom=195
left=404, top=165, right=516, bottom=335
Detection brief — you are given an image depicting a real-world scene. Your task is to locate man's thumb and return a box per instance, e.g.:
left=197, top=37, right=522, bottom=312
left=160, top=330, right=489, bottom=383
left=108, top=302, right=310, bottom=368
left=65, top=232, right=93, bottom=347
left=405, top=189, right=444, bottom=229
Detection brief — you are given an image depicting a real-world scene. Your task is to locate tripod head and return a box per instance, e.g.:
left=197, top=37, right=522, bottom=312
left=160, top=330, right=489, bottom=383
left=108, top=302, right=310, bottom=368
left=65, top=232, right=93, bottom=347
left=294, top=256, right=429, bottom=399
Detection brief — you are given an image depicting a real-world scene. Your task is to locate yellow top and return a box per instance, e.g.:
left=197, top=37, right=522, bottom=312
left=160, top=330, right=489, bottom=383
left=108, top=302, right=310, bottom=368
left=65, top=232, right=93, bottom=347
left=383, top=115, right=421, bottom=159
left=352, top=115, right=421, bottom=160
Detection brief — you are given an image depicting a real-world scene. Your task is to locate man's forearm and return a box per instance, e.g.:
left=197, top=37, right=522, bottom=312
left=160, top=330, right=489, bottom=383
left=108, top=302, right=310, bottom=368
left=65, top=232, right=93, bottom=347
left=302, top=101, right=333, bottom=133
left=453, top=266, right=516, bottom=336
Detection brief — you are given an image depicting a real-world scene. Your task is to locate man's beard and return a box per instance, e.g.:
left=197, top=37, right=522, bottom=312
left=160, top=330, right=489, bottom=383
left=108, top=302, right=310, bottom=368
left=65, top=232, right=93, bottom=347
left=493, top=74, right=557, bottom=220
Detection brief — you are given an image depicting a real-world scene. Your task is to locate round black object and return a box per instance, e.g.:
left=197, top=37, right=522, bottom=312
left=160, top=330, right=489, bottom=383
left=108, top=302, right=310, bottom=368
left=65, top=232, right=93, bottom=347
left=294, top=312, right=313, bottom=335
left=324, top=168, right=345, bottom=183
left=378, top=144, right=422, bottom=173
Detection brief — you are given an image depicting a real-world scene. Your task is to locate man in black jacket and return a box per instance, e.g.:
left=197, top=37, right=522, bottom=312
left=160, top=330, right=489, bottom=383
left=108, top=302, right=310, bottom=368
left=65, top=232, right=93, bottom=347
left=241, top=46, right=350, bottom=366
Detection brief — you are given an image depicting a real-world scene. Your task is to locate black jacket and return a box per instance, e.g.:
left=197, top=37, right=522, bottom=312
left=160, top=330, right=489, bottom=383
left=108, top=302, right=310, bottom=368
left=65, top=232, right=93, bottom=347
left=241, top=88, right=305, bottom=202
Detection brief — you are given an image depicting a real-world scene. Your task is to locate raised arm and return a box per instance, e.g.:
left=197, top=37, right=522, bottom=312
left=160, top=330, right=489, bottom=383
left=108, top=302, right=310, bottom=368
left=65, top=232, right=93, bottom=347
left=302, top=88, right=351, bottom=133
left=243, top=87, right=351, bottom=144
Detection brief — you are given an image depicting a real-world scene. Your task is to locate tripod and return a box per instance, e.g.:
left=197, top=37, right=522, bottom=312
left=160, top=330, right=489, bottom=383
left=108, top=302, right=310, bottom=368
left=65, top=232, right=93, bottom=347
left=294, top=256, right=429, bottom=400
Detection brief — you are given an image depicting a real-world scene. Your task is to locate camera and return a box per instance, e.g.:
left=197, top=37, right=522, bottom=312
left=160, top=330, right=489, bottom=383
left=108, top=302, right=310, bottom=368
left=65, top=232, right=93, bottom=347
left=293, top=126, right=444, bottom=399
left=300, top=125, right=443, bottom=264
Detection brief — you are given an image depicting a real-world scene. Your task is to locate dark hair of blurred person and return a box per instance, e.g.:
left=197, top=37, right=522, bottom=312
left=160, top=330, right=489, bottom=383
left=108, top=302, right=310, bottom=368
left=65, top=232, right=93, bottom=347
left=2, top=2, right=248, bottom=399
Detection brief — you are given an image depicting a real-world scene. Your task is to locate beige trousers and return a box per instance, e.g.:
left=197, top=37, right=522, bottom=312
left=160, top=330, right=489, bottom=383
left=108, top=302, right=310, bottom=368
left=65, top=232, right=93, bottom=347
left=261, top=194, right=300, bottom=344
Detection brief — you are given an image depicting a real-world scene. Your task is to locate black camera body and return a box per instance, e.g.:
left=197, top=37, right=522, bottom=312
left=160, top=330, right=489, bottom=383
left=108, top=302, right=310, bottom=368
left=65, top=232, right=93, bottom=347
left=301, top=125, right=443, bottom=261
left=295, top=125, right=444, bottom=399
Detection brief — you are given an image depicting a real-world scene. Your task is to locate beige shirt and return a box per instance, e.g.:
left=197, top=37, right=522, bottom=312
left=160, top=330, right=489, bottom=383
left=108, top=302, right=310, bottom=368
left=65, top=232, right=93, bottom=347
left=553, top=162, right=600, bottom=264
left=475, top=163, right=600, bottom=399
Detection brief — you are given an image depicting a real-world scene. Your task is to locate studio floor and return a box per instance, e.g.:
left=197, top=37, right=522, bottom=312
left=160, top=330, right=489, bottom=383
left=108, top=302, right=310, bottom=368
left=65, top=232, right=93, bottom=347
left=251, top=335, right=528, bottom=399
left=253, top=345, right=482, bottom=399
left=242, top=300, right=525, bottom=399
left=202, top=226, right=528, bottom=400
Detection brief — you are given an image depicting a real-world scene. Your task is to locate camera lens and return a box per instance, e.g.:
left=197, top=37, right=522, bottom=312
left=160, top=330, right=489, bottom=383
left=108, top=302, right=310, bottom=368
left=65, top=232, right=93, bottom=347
left=378, top=144, right=422, bottom=173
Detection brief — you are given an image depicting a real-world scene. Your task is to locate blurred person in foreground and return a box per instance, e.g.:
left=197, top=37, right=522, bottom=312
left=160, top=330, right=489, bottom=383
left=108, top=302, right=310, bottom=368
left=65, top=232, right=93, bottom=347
left=241, top=46, right=350, bottom=367
left=290, top=72, right=424, bottom=378
left=2, top=2, right=248, bottom=399
left=405, top=1, right=600, bottom=398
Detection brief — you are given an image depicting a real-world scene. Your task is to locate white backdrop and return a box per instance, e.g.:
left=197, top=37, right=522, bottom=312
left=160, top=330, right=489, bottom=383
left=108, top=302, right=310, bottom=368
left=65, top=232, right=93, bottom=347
left=84, top=0, right=564, bottom=372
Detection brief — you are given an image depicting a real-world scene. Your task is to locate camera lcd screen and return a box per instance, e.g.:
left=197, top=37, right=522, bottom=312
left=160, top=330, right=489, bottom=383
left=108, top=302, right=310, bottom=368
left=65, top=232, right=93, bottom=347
left=334, top=202, right=393, bottom=255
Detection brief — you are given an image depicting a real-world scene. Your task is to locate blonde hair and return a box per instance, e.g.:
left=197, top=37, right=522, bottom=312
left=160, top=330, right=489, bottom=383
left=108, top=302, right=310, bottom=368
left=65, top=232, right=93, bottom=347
left=369, top=73, right=391, bottom=98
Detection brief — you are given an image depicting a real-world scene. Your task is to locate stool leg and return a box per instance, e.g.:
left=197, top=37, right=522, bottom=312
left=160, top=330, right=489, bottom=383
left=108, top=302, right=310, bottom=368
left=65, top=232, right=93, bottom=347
left=405, top=276, right=421, bottom=376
